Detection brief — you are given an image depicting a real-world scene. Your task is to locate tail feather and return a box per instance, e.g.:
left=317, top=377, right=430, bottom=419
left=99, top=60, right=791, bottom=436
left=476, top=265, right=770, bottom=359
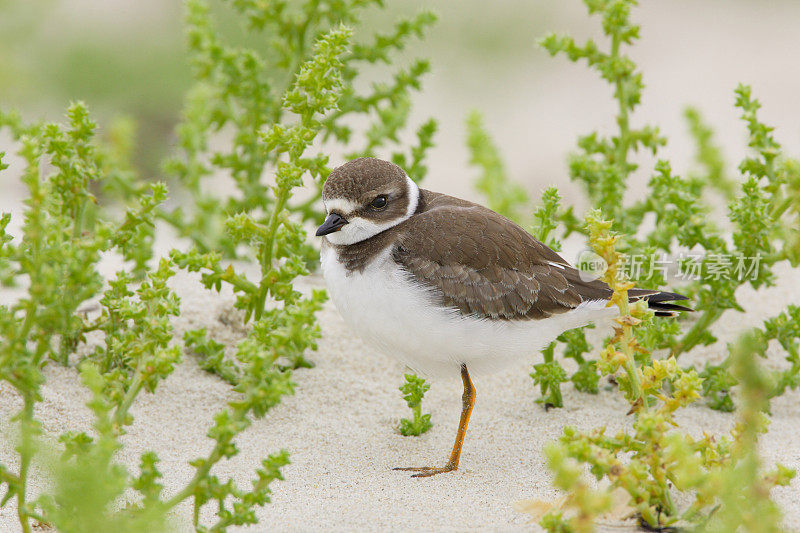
left=628, top=289, right=692, bottom=317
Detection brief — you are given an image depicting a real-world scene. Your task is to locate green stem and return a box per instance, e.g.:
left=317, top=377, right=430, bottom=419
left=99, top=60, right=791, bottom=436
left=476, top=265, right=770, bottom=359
left=72, top=199, right=87, bottom=240
left=192, top=497, right=201, bottom=528
left=618, top=295, right=643, bottom=402
left=22, top=509, right=47, bottom=526
left=542, top=346, right=554, bottom=363
left=609, top=31, right=635, bottom=230
left=541, top=343, right=555, bottom=397
left=770, top=193, right=793, bottom=219
left=163, top=407, right=248, bottom=511
left=671, top=307, right=723, bottom=357
left=113, top=369, right=144, bottom=434
left=16, top=394, right=35, bottom=533
left=165, top=446, right=222, bottom=509
left=15, top=294, right=40, bottom=353
left=0, top=468, right=20, bottom=485
left=612, top=35, right=630, bottom=169
left=622, top=343, right=643, bottom=402
left=254, top=188, right=289, bottom=320
left=550, top=383, right=563, bottom=407
left=216, top=265, right=259, bottom=294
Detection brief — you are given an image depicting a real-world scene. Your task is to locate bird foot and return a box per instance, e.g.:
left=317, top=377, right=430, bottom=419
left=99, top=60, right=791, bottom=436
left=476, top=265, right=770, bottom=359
left=393, top=464, right=457, bottom=478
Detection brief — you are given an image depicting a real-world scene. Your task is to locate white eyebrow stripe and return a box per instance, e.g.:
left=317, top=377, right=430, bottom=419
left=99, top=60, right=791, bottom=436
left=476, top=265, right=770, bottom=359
left=324, top=197, right=360, bottom=215
left=405, top=175, right=419, bottom=218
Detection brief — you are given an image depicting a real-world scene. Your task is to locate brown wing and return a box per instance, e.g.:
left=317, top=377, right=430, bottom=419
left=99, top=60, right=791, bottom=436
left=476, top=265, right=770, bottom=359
left=392, top=194, right=615, bottom=320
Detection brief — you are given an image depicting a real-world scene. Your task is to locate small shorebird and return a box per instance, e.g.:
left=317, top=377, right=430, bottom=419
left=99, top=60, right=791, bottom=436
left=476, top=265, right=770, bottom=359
left=316, top=157, right=689, bottom=477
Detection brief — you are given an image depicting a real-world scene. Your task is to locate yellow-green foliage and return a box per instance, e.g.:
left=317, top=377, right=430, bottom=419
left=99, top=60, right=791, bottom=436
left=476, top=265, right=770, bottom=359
left=540, top=214, right=794, bottom=531
left=464, top=4, right=800, bottom=528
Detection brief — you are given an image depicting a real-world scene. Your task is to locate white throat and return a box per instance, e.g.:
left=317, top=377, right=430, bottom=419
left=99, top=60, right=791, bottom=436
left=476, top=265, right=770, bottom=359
left=324, top=176, right=419, bottom=246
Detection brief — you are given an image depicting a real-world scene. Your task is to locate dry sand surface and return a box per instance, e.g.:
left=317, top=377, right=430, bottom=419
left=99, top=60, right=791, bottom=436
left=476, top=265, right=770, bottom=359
left=1, top=256, right=799, bottom=532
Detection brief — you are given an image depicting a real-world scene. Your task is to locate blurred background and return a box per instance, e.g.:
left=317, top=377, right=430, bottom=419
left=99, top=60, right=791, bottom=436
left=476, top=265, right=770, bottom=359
left=2, top=0, right=800, bottom=213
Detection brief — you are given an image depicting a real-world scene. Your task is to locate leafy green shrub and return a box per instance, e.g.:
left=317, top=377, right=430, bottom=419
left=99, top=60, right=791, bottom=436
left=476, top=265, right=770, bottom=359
left=0, top=104, right=171, bottom=532
left=537, top=212, right=794, bottom=531
left=398, top=374, right=433, bottom=436
left=160, top=0, right=437, bottom=257
left=1, top=1, right=439, bottom=531
left=0, top=102, right=295, bottom=532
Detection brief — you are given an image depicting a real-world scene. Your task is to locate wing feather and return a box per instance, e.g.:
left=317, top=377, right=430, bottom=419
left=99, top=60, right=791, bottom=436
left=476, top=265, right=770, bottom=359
left=391, top=197, right=594, bottom=320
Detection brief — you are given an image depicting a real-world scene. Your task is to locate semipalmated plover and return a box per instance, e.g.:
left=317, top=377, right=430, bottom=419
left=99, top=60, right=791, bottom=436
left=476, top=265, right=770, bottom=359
left=316, top=157, right=689, bottom=477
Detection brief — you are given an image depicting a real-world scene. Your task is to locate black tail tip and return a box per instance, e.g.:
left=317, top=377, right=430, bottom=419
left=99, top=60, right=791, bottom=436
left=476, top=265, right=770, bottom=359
left=642, top=290, right=693, bottom=317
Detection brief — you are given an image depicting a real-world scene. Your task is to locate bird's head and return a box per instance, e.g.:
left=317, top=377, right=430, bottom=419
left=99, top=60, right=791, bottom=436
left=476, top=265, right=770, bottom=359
left=317, top=158, right=420, bottom=245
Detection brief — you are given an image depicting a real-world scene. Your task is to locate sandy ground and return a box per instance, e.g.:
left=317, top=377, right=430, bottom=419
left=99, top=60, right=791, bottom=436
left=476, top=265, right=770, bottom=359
left=3, top=2, right=800, bottom=531
left=1, top=255, right=799, bottom=532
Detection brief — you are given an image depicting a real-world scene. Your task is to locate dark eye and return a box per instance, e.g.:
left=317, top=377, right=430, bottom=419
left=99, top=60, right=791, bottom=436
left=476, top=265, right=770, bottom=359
left=370, top=195, right=388, bottom=210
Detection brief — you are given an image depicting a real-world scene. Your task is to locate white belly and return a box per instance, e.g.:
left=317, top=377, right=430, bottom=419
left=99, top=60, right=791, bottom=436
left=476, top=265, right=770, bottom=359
left=320, top=246, right=615, bottom=377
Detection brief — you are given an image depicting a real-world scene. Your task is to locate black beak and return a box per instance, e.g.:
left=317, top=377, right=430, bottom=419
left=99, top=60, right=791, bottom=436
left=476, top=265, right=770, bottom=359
left=316, top=212, right=348, bottom=236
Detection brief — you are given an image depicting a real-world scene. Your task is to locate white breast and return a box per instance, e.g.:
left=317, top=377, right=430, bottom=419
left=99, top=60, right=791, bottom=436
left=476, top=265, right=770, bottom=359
left=320, top=246, right=617, bottom=377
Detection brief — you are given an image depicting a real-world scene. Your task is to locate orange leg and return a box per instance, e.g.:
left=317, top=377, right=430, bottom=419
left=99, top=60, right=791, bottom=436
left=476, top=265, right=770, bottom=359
left=394, top=364, right=476, bottom=478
